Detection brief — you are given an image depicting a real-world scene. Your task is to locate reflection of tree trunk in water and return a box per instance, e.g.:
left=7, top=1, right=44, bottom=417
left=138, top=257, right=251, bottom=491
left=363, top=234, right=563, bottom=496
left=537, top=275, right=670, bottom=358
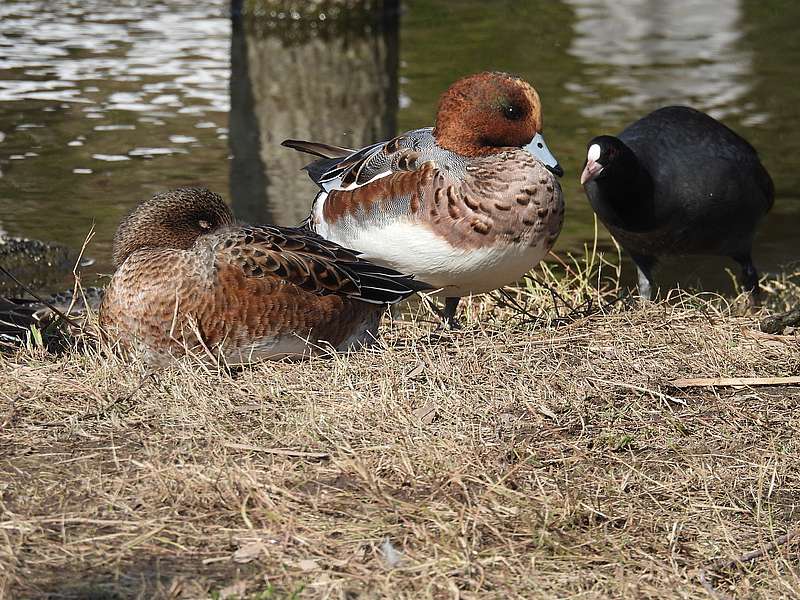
left=229, top=1, right=271, bottom=224
left=229, top=1, right=399, bottom=226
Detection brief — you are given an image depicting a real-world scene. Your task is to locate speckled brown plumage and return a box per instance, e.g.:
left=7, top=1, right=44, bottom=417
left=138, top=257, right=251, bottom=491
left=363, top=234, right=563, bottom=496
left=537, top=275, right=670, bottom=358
left=323, top=161, right=432, bottom=224
left=427, top=150, right=562, bottom=250
left=322, top=152, right=563, bottom=252
left=99, top=189, right=428, bottom=362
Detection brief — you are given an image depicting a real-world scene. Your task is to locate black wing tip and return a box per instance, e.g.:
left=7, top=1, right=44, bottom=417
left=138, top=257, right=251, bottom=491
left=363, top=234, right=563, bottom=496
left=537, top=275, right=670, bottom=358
left=348, top=265, right=434, bottom=305
left=281, top=138, right=303, bottom=149
left=349, top=263, right=434, bottom=289
left=404, top=276, right=435, bottom=293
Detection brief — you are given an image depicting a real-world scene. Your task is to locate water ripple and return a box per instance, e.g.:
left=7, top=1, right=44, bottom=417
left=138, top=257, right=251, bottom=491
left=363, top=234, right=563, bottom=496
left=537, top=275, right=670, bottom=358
left=0, top=0, right=230, bottom=115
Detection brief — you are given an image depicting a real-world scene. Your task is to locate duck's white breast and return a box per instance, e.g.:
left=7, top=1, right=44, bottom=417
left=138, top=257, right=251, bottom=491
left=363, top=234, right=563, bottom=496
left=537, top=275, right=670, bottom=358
left=320, top=217, right=548, bottom=297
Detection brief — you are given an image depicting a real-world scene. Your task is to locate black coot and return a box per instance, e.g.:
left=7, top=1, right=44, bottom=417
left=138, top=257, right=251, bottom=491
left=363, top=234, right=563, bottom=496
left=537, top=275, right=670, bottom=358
left=581, top=106, right=774, bottom=300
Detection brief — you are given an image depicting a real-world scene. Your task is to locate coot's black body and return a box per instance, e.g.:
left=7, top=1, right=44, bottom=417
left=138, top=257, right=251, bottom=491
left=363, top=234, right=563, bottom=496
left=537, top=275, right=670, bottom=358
left=581, top=106, right=774, bottom=299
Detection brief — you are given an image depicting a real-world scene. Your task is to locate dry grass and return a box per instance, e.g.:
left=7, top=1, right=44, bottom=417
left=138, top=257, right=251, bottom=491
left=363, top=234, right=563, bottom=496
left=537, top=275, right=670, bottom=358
left=1, top=250, right=799, bottom=599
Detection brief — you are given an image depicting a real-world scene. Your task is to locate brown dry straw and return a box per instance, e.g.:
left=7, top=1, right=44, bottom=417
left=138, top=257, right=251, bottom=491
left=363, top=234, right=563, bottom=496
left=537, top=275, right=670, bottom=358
left=1, top=249, right=799, bottom=598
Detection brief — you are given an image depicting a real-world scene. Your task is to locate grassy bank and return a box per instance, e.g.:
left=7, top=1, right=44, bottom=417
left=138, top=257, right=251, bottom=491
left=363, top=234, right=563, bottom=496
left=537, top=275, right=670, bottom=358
left=1, top=252, right=799, bottom=599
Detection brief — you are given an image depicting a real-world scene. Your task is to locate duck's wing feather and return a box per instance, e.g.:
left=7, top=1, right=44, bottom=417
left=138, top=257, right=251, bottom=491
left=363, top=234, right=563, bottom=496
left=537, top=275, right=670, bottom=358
left=283, top=128, right=461, bottom=192
left=284, top=129, right=474, bottom=231
left=215, top=226, right=430, bottom=304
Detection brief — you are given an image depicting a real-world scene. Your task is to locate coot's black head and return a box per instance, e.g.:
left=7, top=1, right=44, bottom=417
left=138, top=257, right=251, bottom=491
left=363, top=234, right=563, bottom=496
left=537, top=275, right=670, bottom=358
left=580, top=135, right=635, bottom=186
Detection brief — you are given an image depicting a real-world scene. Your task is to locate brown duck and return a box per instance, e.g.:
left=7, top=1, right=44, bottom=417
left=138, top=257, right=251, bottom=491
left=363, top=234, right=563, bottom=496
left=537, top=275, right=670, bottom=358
left=30, top=188, right=427, bottom=362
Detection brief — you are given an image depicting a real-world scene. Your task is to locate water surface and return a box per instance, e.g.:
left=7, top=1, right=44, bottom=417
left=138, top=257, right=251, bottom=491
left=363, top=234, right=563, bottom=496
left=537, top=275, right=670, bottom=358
left=0, top=0, right=797, bottom=294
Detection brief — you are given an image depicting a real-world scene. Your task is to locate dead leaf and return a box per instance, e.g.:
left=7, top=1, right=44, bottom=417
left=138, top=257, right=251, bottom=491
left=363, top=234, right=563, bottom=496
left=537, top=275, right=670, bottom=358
left=218, top=580, right=247, bottom=599
left=413, top=401, right=436, bottom=425
left=537, top=404, right=559, bottom=421
left=297, top=558, right=319, bottom=571
left=406, top=360, right=425, bottom=378
left=232, top=541, right=264, bottom=563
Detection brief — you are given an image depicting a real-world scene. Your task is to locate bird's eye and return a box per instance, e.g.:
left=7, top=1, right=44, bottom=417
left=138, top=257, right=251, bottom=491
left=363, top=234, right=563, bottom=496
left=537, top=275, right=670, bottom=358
left=198, top=219, right=211, bottom=230
left=502, top=103, right=523, bottom=121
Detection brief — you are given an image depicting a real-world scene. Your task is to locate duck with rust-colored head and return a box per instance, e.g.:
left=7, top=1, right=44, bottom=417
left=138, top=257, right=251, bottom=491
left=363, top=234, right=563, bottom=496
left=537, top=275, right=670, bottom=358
left=283, top=71, right=565, bottom=327
left=99, top=188, right=429, bottom=362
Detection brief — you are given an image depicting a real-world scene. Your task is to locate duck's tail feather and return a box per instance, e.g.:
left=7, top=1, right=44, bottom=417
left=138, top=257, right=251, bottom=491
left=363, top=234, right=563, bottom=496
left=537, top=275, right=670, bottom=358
left=281, top=139, right=354, bottom=160
left=281, top=139, right=357, bottom=186
left=347, top=262, right=434, bottom=305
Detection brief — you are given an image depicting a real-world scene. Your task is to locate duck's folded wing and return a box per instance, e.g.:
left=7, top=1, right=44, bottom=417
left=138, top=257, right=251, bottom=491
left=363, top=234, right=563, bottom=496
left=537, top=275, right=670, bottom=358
left=216, top=226, right=431, bottom=305
left=282, top=129, right=436, bottom=192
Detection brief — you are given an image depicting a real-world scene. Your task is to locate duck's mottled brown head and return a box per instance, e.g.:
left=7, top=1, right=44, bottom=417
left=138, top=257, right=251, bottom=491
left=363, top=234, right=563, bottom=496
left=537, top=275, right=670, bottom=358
left=433, top=72, right=562, bottom=176
left=112, top=188, right=234, bottom=267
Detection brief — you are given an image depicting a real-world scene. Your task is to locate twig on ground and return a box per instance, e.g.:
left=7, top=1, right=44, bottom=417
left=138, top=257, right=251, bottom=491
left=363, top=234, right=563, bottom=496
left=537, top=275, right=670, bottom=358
left=710, top=529, right=800, bottom=571
left=697, top=529, right=800, bottom=599
left=589, top=377, right=686, bottom=406
left=223, top=442, right=330, bottom=459
left=671, top=376, right=800, bottom=388
left=744, top=328, right=798, bottom=344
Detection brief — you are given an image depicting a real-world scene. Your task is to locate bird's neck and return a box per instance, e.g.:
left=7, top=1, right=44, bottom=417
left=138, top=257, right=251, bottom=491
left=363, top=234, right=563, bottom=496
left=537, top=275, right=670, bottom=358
left=592, top=162, right=655, bottom=230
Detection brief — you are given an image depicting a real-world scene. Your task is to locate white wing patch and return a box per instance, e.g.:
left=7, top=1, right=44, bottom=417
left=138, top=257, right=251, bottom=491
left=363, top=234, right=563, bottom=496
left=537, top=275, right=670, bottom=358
left=321, top=168, right=393, bottom=193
